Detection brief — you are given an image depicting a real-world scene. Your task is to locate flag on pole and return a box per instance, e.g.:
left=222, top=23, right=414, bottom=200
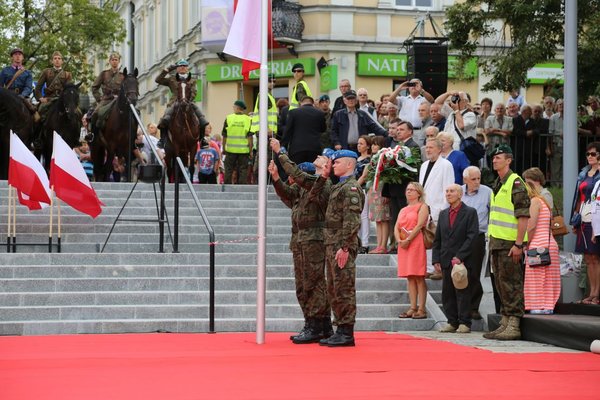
left=50, top=131, right=103, bottom=218
left=224, top=0, right=262, bottom=80
left=8, top=131, right=51, bottom=210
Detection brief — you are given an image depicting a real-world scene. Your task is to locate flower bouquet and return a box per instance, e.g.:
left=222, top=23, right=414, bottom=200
left=367, top=145, right=421, bottom=189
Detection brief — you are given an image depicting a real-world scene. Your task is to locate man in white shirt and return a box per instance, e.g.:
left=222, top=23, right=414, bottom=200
left=390, top=78, right=434, bottom=129
left=435, top=91, right=477, bottom=150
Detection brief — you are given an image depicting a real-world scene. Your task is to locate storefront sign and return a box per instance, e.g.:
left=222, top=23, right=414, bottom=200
left=206, top=58, right=316, bottom=82
left=527, top=63, right=564, bottom=84
left=356, top=53, right=478, bottom=78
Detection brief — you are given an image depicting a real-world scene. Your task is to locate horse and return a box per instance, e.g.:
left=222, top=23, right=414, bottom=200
left=36, top=82, right=82, bottom=171
left=0, top=88, right=34, bottom=179
left=91, top=68, right=139, bottom=182
left=164, top=74, right=203, bottom=181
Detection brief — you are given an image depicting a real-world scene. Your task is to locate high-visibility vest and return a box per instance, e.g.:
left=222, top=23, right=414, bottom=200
left=224, top=113, right=251, bottom=154
left=250, top=93, right=278, bottom=134
left=289, top=80, right=312, bottom=110
left=489, top=173, right=528, bottom=242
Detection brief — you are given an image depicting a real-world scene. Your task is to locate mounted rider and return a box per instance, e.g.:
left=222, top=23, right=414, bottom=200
left=155, top=59, right=209, bottom=147
left=35, top=51, right=73, bottom=124
left=90, top=52, right=124, bottom=136
left=0, top=48, right=38, bottom=121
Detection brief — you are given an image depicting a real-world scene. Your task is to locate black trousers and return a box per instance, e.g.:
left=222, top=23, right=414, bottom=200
left=469, top=233, right=486, bottom=312
left=442, top=266, right=472, bottom=327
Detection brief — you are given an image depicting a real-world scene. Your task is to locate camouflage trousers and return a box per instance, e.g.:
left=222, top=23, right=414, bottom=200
left=291, top=240, right=330, bottom=319
left=325, top=243, right=357, bottom=325
left=223, top=152, right=250, bottom=184
left=490, top=249, right=525, bottom=317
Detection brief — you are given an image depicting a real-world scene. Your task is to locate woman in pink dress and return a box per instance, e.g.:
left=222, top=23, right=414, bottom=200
left=524, top=183, right=561, bottom=313
left=395, top=182, right=429, bottom=319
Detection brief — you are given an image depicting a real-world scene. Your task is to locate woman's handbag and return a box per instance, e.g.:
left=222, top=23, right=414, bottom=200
left=527, top=201, right=553, bottom=267
left=550, top=203, right=568, bottom=237
left=422, top=217, right=436, bottom=249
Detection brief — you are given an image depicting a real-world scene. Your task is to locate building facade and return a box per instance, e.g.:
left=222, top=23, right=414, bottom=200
left=107, top=0, right=562, bottom=129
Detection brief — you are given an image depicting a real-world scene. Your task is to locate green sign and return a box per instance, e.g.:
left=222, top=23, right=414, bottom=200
left=206, top=58, right=316, bottom=82
left=527, top=63, right=564, bottom=84
left=320, top=65, right=338, bottom=91
left=195, top=78, right=202, bottom=102
left=356, top=53, right=478, bottom=78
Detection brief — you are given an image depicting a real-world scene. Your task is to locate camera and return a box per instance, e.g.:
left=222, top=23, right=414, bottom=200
left=451, top=94, right=460, bottom=104
left=406, top=82, right=417, bottom=87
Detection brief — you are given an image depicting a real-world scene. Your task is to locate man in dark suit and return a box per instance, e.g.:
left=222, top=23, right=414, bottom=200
left=432, top=184, right=479, bottom=333
left=381, top=120, right=421, bottom=253
left=330, top=90, right=387, bottom=151
left=281, top=96, right=326, bottom=164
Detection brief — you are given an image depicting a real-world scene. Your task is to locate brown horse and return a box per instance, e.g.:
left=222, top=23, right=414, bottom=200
left=0, top=88, right=34, bottom=179
left=164, top=74, right=205, bottom=181
left=91, top=68, right=139, bottom=182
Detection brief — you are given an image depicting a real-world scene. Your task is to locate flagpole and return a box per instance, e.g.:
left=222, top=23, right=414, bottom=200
left=7, top=186, right=12, bottom=252
left=11, top=187, right=16, bottom=252
left=49, top=187, right=54, bottom=253
left=57, top=196, right=62, bottom=253
left=256, top=0, right=269, bottom=344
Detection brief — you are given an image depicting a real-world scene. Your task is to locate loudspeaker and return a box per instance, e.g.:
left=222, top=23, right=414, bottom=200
left=407, top=44, right=448, bottom=97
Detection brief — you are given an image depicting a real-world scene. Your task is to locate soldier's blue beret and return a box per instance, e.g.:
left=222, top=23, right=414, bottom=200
left=491, top=144, right=513, bottom=157
left=332, top=149, right=358, bottom=160
left=322, top=148, right=335, bottom=158
left=297, top=162, right=316, bottom=174
left=176, top=59, right=189, bottom=66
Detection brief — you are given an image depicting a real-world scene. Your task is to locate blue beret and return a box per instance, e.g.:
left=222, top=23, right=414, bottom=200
left=297, top=162, right=316, bottom=174
left=331, top=149, right=358, bottom=160
left=322, top=148, right=335, bottom=158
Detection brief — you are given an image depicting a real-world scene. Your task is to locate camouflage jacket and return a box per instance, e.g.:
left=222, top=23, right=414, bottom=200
left=35, top=68, right=72, bottom=99
left=310, top=174, right=364, bottom=247
left=92, top=69, right=124, bottom=102
left=155, top=70, right=197, bottom=107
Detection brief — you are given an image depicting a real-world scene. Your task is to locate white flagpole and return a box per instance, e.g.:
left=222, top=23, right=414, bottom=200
left=256, top=0, right=269, bottom=344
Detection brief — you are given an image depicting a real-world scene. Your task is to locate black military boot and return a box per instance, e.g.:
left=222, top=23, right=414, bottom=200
left=322, top=317, right=334, bottom=338
left=290, top=321, right=308, bottom=341
left=292, top=318, right=324, bottom=344
left=323, top=324, right=355, bottom=347
left=158, top=126, right=168, bottom=149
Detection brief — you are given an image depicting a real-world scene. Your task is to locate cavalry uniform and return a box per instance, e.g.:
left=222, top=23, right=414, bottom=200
left=35, top=64, right=72, bottom=122
left=309, top=150, right=364, bottom=347
left=222, top=101, right=252, bottom=184
left=486, top=156, right=530, bottom=340
left=275, top=152, right=331, bottom=344
left=92, top=68, right=123, bottom=107
left=0, top=48, right=37, bottom=118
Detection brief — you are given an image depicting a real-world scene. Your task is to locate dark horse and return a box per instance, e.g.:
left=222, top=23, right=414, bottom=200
left=91, top=68, right=139, bottom=182
left=36, top=83, right=82, bottom=171
left=164, top=74, right=205, bottom=181
left=0, top=88, right=34, bottom=179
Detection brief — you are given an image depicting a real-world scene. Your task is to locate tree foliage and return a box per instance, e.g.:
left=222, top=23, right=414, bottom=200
left=444, top=0, right=600, bottom=99
left=0, top=0, right=126, bottom=87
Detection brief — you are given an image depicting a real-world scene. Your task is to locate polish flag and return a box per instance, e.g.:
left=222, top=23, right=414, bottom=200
left=8, top=131, right=51, bottom=210
left=224, top=0, right=265, bottom=80
left=50, top=131, right=103, bottom=218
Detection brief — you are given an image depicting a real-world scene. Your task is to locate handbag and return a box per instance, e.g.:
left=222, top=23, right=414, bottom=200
left=418, top=203, right=436, bottom=249
left=551, top=215, right=568, bottom=237
left=526, top=202, right=553, bottom=267
left=454, top=112, right=485, bottom=164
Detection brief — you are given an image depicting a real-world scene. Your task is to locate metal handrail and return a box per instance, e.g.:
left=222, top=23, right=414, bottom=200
left=173, top=156, right=216, bottom=333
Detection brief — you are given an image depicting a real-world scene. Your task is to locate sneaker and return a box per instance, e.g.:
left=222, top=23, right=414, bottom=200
left=456, top=324, right=471, bottom=333
left=439, top=324, right=457, bottom=333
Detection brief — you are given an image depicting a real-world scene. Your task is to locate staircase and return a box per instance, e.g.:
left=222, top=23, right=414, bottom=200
left=0, top=181, right=443, bottom=335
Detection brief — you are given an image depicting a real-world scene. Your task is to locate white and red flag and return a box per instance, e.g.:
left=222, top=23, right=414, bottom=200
left=8, top=131, right=51, bottom=210
left=50, top=131, right=103, bottom=218
left=224, top=0, right=270, bottom=80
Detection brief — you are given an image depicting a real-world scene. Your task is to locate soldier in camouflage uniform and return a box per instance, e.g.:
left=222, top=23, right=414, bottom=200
left=484, top=145, right=530, bottom=340
left=90, top=52, right=124, bottom=135
left=308, top=149, right=365, bottom=347
left=35, top=51, right=73, bottom=123
left=269, top=138, right=332, bottom=344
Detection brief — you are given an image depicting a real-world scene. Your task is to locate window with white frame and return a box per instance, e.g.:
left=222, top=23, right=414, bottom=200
left=395, top=0, right=433, bottom=8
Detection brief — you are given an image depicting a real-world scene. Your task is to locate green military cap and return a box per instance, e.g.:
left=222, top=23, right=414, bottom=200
left=234, top=100, right=247, bottom=109
left=109, top=52, right=121, bottom=60
left=491, top=144, right=513, bottom=157
left=52, top=51, right=63, bottom=58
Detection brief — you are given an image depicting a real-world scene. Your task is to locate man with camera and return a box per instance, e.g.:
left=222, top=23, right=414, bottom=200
left=435, top=91, right=477, bottom=151
left=389, top=78, right=434, bottom=132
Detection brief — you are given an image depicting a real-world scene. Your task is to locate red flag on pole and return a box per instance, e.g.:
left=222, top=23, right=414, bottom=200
left=50, top=131, right=103, bottom=218
left=8, top=131, right=51, bottom=210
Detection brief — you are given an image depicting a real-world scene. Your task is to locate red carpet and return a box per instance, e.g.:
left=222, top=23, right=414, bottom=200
left=1, top=332, right=598, bottom=400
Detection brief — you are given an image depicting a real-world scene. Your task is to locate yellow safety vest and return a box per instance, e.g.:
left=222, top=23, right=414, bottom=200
left=489, top=173, right=528, bottom=242
left=225, top=113, right=251, bottom=154
left=250, top=93, right=278, bottom=134
left=289, top=80, right=312, bottom=110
